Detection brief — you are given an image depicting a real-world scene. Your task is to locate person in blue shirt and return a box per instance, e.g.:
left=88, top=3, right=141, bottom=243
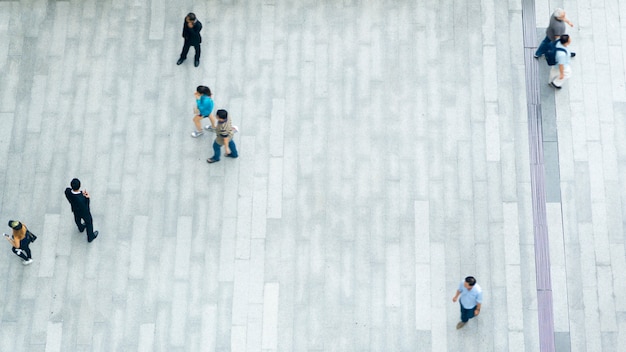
left=191, top=85, right=214, bottom=138
left=549, top=35, right=572, bottom=89
left=452, top=276, right=483, bottom=329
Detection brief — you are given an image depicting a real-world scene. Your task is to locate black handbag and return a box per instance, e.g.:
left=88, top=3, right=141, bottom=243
left=26, top=230, right=37, bottom=243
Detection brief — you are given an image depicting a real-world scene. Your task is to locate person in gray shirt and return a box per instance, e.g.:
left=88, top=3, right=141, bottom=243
left=534, top=8, right=574, bottom=58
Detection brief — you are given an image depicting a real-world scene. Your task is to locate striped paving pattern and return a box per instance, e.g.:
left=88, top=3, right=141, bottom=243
left=0, top=0, right=624, bottom=351
left=521, top=0, right=555, bottom=351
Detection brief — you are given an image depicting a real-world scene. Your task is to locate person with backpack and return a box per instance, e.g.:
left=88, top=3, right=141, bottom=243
left=549, top=35, right=573, bottom=89
left=534, top=8, right=574, bottom=59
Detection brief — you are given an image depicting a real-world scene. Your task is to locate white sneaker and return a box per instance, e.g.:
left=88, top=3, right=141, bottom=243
left=232, top=125, right=239, bottom=133
left=22, top=259, right=33, bottom=265
left=204, top=125, right=214, bottom=131
left=191, top=131, right=204, bottom=138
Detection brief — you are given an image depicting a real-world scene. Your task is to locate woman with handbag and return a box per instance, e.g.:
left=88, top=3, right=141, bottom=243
left=4, top=220, right=36, bottom=265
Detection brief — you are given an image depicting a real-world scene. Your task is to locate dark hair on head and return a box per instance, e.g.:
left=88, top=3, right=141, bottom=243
left=8, top=220, right=22, bottom=230
left=559, top=34, right=570, bottom=44
left=465, top=276, right=476, bottom=286
left=186, top=13, right=196, bottom=21
left=196, top=85, right=211, bottom=96
left=216, top=109, right=228, bottom=120
left=70, top=178, right=81, bottom=191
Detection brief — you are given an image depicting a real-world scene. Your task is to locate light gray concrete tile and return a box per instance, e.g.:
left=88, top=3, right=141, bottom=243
left=489, top=285, right=510, bottom=349
left=235, top=196, right=252, bottom=260
left=44, top=321, right=63, bottom=352
left=200, top=304, right=217, bottom=351
left=261, top=282, right=279, bottom=350
left=610, top=245, right=626, bottom=311
left=128, top=215, right=148, bottom=279
left=485, top=103, right=501, bottom=162
left=244, top=303, right=263, bottom=352
left=218, top=217, right=237, bottom=282
left=503, top=203, right=521, bottom=265
left=566, top=102, right=588, bottom=162
left=168, top=282, right=188, bottom=348
left=30, top=280, right=53, bottom=344
left=579, top=222, right=599, bottom=288
left=250, top=176, right=268, bottom=239
left=583, top=285, right=603, bottom=351
left=385, top=243, right=401, bottom=308
left=617, top=313, right=626, bottom=352
left=173, top=216, right=192, bottom=279
left=267, top=157, right=283, bottom=219
left=554, top=331, right=572, bottom=352
left=232, top=259, right=250, bottom=327
left=215, top=282, right=234, bottom=350
left=137, top=323, right=155, bottom=351
left=568, top=308, right=587, bottom=352
left=597, top=265, right=618, bottom=331
left=269, top=99, right=285, bottom=158
left=591, top=205, right=611, bottom=266
left=37, top=214, right=59, bottom=278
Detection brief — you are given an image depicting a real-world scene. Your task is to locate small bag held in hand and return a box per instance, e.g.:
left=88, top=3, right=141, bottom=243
left=26, top=230, right=37, bottom=243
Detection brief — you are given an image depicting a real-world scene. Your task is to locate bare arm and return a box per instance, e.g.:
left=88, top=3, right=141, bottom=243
left=559, top=64, right=564, bottom=79
left=208, top=114, right=217, bottom=129
left=474, top=303, right=482, bottom=316
left=5, top=235, right=19, bottom=248
left=452, top=290, right=461, bottom=302
left=564, top=17, right=574, bottom=27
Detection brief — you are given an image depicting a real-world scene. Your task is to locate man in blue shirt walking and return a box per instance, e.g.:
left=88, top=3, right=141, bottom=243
left=452, top=276, right=483, bottom=329
left=549, top=35, right=573, bottom=89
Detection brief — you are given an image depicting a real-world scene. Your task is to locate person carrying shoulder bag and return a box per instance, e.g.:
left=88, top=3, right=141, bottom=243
left=4, top=220, right=37, bottom=265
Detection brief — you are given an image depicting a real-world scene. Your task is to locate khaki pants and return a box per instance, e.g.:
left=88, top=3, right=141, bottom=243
left=549, top=65, right=572, bottom=87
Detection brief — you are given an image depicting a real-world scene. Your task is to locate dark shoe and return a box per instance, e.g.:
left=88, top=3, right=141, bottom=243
left=456, top=321, right=466, bottom=330
left=78, top=225, right=85, bottom=233
left=550, top=82, right=562, bottom=89
left=194, top=59, right=200, bottom=67
left=176, top=58, right=185, bottom=65
left=570, top=52, right=576, bottom=57
left=88, top=231, right=99, bottom=243
left=533, top=54, right=539, bottom=59
left=207, top=158, right=219, bottom=163
left=225, top=153, right=238, bottom=158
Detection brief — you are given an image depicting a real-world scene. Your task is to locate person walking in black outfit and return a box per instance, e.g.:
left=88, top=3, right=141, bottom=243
left=64, top=178, right=99, bottom=242
left=176, top=13, right=203, bottom=67
left=4, top=220, right=37, bottom=265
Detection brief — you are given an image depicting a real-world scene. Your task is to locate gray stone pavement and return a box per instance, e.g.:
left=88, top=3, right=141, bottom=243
left=0, top=0, right=623, bottom=351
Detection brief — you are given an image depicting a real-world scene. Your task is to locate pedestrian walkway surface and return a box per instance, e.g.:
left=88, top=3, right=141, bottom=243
left=0, top=0, right=624, bottom=351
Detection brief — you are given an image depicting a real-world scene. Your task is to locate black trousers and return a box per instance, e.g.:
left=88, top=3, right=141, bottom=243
left=74, top=211, right=95, bottom=240
left=180, top=40, right=201, bottom=61
left=12, top=246, right=31, bottom=260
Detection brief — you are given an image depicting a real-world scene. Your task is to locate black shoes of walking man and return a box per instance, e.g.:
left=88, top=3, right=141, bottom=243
left=177, top=58, right=200, bottom=67
left=78, top=224, right=99, bottom=242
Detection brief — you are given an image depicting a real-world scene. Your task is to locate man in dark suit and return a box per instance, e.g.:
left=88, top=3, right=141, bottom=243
left=176, top=13, right=203, bottom=67
left=64, top=178, right=99, bottom=242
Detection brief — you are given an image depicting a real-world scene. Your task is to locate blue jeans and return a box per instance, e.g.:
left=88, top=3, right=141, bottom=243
left=535, top=36, right=551, bottom=57
left=212, top=140, right=238, bottom=161
left=460, top=303, right=476, bottom=322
